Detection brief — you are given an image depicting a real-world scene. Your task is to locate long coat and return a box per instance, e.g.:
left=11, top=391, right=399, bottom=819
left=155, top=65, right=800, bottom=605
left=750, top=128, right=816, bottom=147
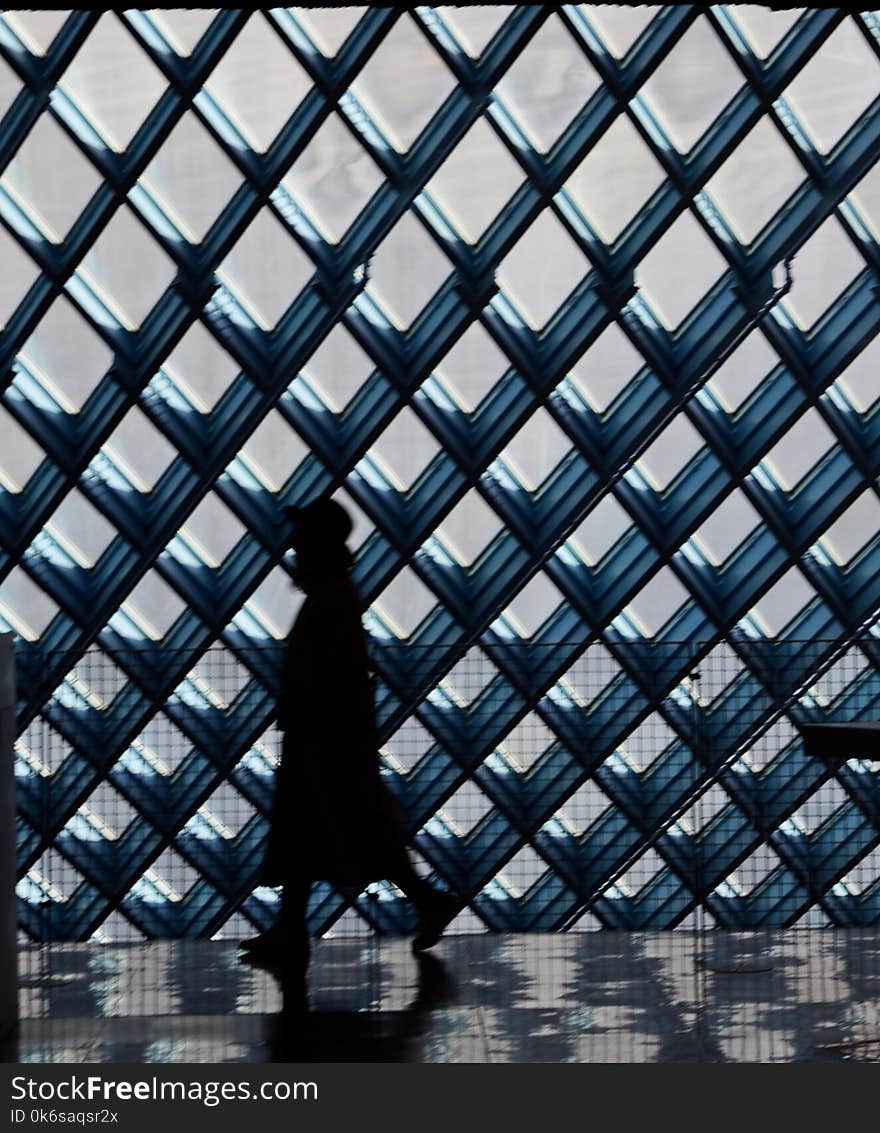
left=260, top=573, right=409, bottom=888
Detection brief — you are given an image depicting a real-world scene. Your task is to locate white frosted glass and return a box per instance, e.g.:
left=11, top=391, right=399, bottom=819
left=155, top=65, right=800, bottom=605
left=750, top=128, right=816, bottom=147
left=570, top=494, right=633, bottom=565
left=782, top=215, right=863, bottom=330
left=141, top=111, right=241, bottom=242
left=426, top=117, right=523, bottom=244
left=436, top=490, right=503, bottom=566
left=820, top=490, right=880, bottom=567
left=501, top=407, right=571, bottom=490
left=206, top=13, right=313, bottom=153
left=374, top=566, right=437, bottom=637
left=436, top=6, right=513, bottom=57
left=162, top=321, right=239, bottom=413
left=784, top=18, right=880, bottom=154
left=639, top=17, right=743, bottom=154
left=0, top=226, right=39, bottom=329
left=707, top=329, right=779, bottom=414
left=60, top=13, right=167, bottom=152
left=124, top=570, right=186, bottom=638
left=292, top=7, right=365, bottom=56
left=302, top=323, right=374, bottom=411
left=352, top=14, right=456, bottom=152
left=367, top=211, right=451, bottom=330
left=635, top=210, right=727, bottom=330
left=435, top=322, right=509, bottom=413
left=706, top=116, right=805, bottom=244
left=583, top=4, right=660, bottom=58
left=564, top=113, right=665, bottom=243
left=0, top=404, right=44, bottom=491
left=691, top=489, right=761, bottom=566
left=748, top=566, right=816, bottom=635
left=495, top=15, right=601, bottom=152
left=180, top=493, right=245, bottom=566
left=762, top=408, right=836, bottom=491
left=370, top=407, right=439, bottom=490
left=636, top=414, right=704, bottom=491
left=218, top=207, right=313, bottom=329
left=3, top=10, right=69, bottom=55
left=497, top=208, right=591, bottom=330
left=569, top=323, right=645, bottom=414
left=102, top=406, right=177, bottom=490
left=19, top=295, right=113, bottom=413
left=148, top=9, right=217, bottom=56
left=2, top=113, right=101, bottom=242
left=47, top=488, right=117, bottom=567
left=78, top=205, right=176, bottom=329
left=727, top=6, right=804, bottom=59
left=501, top=571, right=563, bottom=637
left=238, top=411, right=308, bottom=491
left=282, top=112, right=383, bottom=243
left=625, top=567, right=689, bottom=636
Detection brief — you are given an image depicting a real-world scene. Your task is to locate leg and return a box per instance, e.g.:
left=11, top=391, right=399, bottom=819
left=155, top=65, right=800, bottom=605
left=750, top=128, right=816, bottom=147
left=390, top=854, right=459, bottom=952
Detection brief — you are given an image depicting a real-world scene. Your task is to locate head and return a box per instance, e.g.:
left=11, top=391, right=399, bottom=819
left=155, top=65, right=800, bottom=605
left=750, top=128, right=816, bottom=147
left=283, top=497, right=353, bottom=588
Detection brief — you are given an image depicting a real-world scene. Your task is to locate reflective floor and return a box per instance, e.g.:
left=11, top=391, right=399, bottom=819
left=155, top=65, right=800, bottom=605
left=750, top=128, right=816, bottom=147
left=4, top=931, right=880, bottom=1063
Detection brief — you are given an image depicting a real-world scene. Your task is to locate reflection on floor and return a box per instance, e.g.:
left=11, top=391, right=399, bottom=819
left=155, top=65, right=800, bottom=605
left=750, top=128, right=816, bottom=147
left=4, top=931, right=880, bottom=1063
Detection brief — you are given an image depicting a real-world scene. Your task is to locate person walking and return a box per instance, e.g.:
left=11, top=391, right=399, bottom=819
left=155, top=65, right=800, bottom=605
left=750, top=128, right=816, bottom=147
left=240, top=497, right=458, bottom=992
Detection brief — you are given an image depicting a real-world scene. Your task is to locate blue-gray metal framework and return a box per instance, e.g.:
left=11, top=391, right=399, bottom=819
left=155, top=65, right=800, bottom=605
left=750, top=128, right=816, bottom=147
left=1, top=6, right=880, bottom=939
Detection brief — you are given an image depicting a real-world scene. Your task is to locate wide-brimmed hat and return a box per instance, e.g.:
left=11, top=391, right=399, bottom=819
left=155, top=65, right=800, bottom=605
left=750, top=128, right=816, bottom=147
left=283, top=497, right=352, bottom=546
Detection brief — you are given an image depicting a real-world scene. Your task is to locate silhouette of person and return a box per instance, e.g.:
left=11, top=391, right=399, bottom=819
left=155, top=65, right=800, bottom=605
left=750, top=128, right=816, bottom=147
left=240, top=497, right=458, bottom=996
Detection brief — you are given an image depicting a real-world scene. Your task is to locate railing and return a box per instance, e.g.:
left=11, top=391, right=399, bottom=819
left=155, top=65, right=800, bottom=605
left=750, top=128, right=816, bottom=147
left=12, top=634, right=880, bottom=940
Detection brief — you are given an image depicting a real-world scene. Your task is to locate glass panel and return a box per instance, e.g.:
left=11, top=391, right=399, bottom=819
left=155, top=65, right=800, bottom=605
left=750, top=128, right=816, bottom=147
left=426, top=116, right=524, bottom=244
left=291, top=6, right=366, bottom=57
left=373, top=565, right=437, bottom=637
left=569, top=494, right=633, bottom=565
left=762, top=407, right=837, bottom=491
left=584, top=5, right=661, bottom=58
left=495, top=15, right=601, bottom=153
left=59, top=13, right=167, bottom=152
left=368, top=406, right=440, bottom=490
left=568, top=322, right=645, bottom=413
left=690, top=488, right=762, bottom=566
left=436, top=5, right=513, bottom=58
left=140, top=111, right=242, bottom=243
left=102, top=405, right=177, bottom=491
left=707, top=329, right=778, bottom=414
left=783, top=17, right=880, bottom=154
left=781, top=216, right=863, bottom=330
left=848, top=159, right=880, bottom=241
left=819, top=490, right=880, bottom=567
left=727, top=5, right=804, bottom=59
left=564, top=113, right=665, bottom=243
left=635, top=413, right=704, bottom=490
left=500, top=571, right=563, bottom=636
left=47, top=488, right=117, bottom=567
left=366, top=210, right=451, bottom=330
left=148, top=9, right=217, bottom=56
left=281, top=112, right=383, bottom=243
left=160, top=320, right=239, bottom=413
left=639, top=17, right=744, bottom=153
left=3, top=10, right=70, bottom=55
left=435, top=489, right=503, bottom=567
left=625, top=566, right=689, bottom=635
left=1, top=113, right=101, bottom=242
left=351, top=14, right=456, bottom=153
left=706, top=116, right=805, bottom=244
left=0, top=54, right=22, bottom=118
left=178, top=492, right=245, bottom=566
left=747, top=565, right=816, bottom=635
left=18, top=295, right=113, bottom=413
left=205, top=13, right=313, bottom=153
left=0, top=225, right=40, bottom=329
left=833, top=330, right=880, bottom=414
left=237, top=410, right=308, bottom=491
left=435, top=321, right=510, bottom=413
left=246, top=566, right=303, bottom=638
left=635, top=210, right=728, bottom=330
left=497, top=208, right=591, bottom=330
left=217, top=207, right=314, bottom=329
left=0, top=567, right=59, bottom=639
left=77, top=205, right=176, bottom=329
left=0, top=405, right=44, bottom=491
left=500, top=407, right=571, bottom=490
left=301, top=322, right=374, bottom=412
left=123, top=569, right=186, bottom=638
